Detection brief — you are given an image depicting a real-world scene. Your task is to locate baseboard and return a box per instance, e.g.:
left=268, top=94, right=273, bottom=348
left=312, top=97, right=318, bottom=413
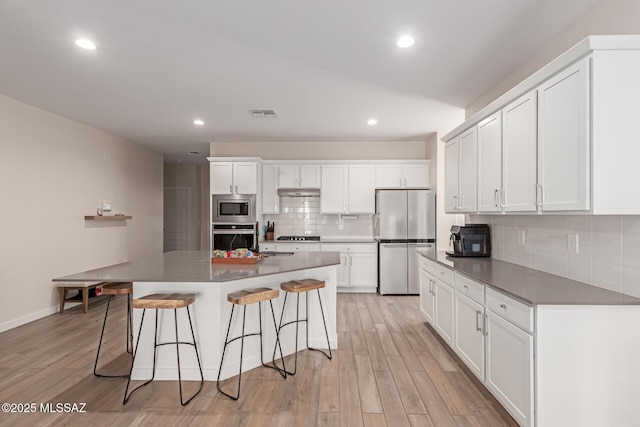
left=0, top=304, right=63, bottom=333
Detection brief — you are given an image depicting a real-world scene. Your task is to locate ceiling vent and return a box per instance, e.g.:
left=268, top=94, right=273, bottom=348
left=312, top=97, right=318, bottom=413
left=248, top=109, right=278, bottom=118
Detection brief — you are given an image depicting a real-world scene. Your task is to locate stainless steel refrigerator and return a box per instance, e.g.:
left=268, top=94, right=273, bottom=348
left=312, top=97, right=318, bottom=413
left=375, top=189, right=436, bottom=295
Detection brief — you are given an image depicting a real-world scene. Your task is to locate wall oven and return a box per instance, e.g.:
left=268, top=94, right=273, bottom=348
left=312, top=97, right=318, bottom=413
left=212, top=223, right=258, bottom=251
left=212, top=194, right=256, bottom=223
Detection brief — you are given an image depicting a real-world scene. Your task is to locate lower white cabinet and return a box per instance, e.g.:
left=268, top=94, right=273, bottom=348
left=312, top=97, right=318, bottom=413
left=321, top=243, right=377, bottom=292
left=485, top=310, right=534, bottom=427
left=419, top=268, right=435, bottom=324
left=434, top=279, right=454, bottom=347
left=453, top=292, right=485, bottom=381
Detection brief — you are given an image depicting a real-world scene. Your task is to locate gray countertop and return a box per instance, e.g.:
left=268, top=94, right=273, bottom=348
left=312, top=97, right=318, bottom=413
left=53, top=250, right=340, bottom=283
left=419, top=251, right=640, bottom=306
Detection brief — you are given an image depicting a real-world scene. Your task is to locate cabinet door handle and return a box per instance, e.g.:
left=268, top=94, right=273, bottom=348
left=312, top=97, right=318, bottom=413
left=494, top=189, right=499, bottom=208
left=483, top=314, right=488, bottom=336
left=398, top=178, right=403, bottom=186
left=229, top=184, right=233, bottom=193
left=475, top=310, right=482, bottom=332
left=536, top=184, right=542, bottom=208
left=235, top=185, right=238, bottom=194
left=501, top=188, right=506, bottom=209
left=499, top=303, right=507, bottom=309
left=404, top=178, right=408, bottom=187
left=463, top=284, right=469, bottom=289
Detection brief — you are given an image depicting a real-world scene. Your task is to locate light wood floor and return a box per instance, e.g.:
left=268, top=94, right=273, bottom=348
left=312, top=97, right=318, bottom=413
left=0, top=293, right=517, bottom=427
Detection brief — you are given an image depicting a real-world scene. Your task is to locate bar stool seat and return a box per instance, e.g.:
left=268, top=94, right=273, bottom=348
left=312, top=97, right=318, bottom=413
left=277, top=278, right=332, bottom=376
left=94, top=282, right=133, bottom=378
left=123, top=293, right=203, bottom=406
left=218, top=287, right=285, bottom=400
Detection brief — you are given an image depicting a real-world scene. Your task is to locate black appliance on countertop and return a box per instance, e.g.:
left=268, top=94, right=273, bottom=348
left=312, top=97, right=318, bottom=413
left=276, top=236, right=321, bottom=241
left=446, top=224, right=491, bottom=257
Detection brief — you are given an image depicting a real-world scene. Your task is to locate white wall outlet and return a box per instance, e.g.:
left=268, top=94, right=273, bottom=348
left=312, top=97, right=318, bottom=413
left=102, top=201, right=112, bottom=212
left=568, top=233, right=579, bottom=253
left=517, top=228, right=526, bottom=246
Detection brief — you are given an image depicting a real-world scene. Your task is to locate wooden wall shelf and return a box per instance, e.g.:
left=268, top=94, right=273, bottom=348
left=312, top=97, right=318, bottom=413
left=84, top=215, right=132, bottom=220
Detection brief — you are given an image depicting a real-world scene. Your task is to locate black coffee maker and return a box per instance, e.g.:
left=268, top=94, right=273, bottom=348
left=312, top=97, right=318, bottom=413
left=447, top=224, right=491, bottom=257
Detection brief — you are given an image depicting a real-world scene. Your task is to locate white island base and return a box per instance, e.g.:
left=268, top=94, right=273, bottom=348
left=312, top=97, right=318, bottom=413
left=130, top=265, right=337, bottom=381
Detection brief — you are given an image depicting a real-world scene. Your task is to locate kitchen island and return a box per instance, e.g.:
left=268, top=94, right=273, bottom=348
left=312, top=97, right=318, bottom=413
left=53, top=250, right=340, bottom=381
left=418, top=251, right=640, bottom=427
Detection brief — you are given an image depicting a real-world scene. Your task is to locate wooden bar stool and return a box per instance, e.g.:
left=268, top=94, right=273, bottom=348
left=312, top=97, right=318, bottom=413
left=123, top=293, right=203, bottom=406
left=277, top=279, right=332, bottom=376
left=217, top=287, right=286, bottom=400
left=94, top=282, right=133, bottom=378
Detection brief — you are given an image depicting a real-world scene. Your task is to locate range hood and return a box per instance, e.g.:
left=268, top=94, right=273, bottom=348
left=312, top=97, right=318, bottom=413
left=277, top=188, right=321, bottom=197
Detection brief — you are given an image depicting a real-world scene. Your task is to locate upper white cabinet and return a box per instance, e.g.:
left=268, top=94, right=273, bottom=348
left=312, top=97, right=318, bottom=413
left=278, top=164, right=321, bottom=188
left=375, top=163, right=430, bottom=188
left=477, top=113, right=502, bottom=212
left=444, top=128, right=477, bottom=213
left=262, top=163, right=279, bottom=214
left=444, top=36, right=640, bottom=215
left=348, top=164, right=375, bottom=213
left=537, top=58, right=590, bottom=212
left=503, top=91, right=538, bottom=212
left=321, top=165, right=348, bottom=213
left=210, top=161, right=258, bottom=195
left=321, top=164, right=376, bottom=214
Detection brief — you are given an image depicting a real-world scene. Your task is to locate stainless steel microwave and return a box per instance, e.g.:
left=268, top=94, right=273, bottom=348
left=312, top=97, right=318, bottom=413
left=212, top=194, right=256, bottom=223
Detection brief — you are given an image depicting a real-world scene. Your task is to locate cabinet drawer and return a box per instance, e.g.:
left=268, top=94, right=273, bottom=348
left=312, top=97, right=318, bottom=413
left=260, top=243, right=276, bottom=252
left=435, top=264, right=454, bottom=286
left=454, top=273, right=485, bottom=304
left=486, top=288, right=534, bottom=333
left=275, top=242, right=321, bottom=252
left=321, top=243, right=376, bottom=253
left=419, top=256, right=435, bottom=273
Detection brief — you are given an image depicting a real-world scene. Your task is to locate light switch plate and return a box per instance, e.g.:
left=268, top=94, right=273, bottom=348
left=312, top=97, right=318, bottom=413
left=102, top=201, right=112, bottom=211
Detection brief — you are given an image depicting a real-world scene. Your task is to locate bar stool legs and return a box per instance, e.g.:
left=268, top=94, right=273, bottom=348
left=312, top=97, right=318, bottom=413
left=123, top=293, right=203, bottom=406
left=217, top=288, right=286, bottom=401
left=94, top=283, right=134, bottom=378
left=277, top=279, right=332, bottom=376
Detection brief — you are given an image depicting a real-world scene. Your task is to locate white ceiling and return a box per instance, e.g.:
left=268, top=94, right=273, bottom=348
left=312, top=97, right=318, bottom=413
left=0, top=0, right=603, bottom=163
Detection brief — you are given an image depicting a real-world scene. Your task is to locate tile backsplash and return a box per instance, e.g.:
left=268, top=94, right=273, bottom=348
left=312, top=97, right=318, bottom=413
left=469, top=214, right=640, bottom=298
left=263, top=196, right=374, bottom=238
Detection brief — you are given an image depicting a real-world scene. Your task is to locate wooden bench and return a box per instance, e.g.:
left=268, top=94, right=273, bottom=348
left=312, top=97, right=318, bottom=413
left=56, top=282, right=112, bottom=313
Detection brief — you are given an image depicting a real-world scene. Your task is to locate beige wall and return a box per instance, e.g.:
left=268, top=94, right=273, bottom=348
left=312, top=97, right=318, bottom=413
left=164, top=164, right=210, bottom=250
left=0, top=94, right=163, bottom=331
left=210, top=140, right=432, bottom=160
left=467, top=0, right=640, bottom=117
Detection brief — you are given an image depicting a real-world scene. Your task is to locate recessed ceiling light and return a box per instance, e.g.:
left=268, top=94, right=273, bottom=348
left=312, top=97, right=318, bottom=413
left=396, top=36, right=415, bottom=48
left=193, top=119, right=204, bottom=126
left=367, top=118, right=378, bottom=126
left=75, top=39, right=96, bottom=50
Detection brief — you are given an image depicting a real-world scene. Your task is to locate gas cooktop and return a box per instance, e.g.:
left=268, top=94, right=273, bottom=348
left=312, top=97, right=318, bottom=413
left=276, top=235, right=321, bottom=241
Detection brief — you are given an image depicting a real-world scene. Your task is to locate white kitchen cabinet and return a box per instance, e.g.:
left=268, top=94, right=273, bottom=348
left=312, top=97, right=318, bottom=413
left=321, top=165, right=348, bottom=213
left=486, top=310, right=534, bottom=427
left=444, top=128, right=477, bottom=213
left=210, top=162, right=258, bottom=195
left=262, top=164, right=279, bottom=214
left=348, top=164, right=375, bottom=213
left=278, top=164, right=321, bottom=188
left=419, top=267, right=435, bottom=324
left=502, top=91, right=538, bottom=212
left=538, top=58, right=590, bottom=212
left=321, top=243, right=377, bottom=292
left=477, top=113, right=502, bottom=212
left=259, top=242, right=276, bottom=252
left=375, top=163, right=430, bottom=188
left=273, top=242, right=321, bottom=252
left=454, top=292, right=485, bottom=381
left=434, top=276, right=455, bottom=347
left=444, top=140, right=459, bottom=213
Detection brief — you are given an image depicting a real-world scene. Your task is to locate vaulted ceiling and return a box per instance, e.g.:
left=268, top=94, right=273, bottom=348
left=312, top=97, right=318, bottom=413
left=0, top=0, right=603, bottom=162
